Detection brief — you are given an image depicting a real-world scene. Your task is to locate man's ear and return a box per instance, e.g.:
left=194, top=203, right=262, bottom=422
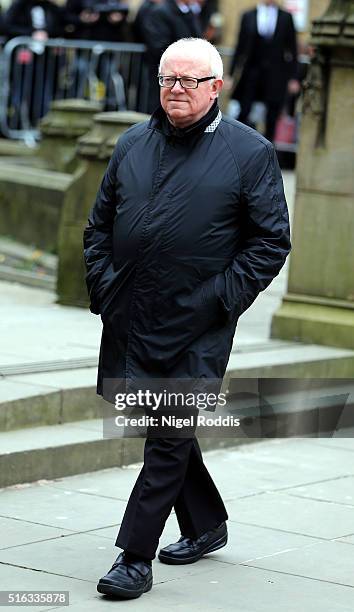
left=211, top=78, right=224, bottom=99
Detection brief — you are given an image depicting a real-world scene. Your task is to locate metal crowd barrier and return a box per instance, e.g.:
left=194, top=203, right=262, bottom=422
left=0, top=37, right=307, bottom=151
left=0, top=38, right=236, bottom=143
left=0, top=37, right=148, bottom=142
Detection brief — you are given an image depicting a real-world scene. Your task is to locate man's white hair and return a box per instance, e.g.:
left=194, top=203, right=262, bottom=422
left=159, top=38, right=224, bottom=79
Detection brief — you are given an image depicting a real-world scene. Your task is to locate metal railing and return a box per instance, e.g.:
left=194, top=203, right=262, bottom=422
left=0, top=38, right=237, bottom=143
left=0, top=37, right=148, bottom=142
left=0, top=37, right=308, bottom=151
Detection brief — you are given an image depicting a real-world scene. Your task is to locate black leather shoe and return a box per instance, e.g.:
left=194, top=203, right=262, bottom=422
left=158, top=521, right=227, bottom=565
left=97, top=552, right=153, bottom=599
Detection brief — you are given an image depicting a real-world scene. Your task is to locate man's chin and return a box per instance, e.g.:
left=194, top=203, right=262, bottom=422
left=167, top=106, right=188, bottom=115
left=167, top=110, right=191, bottom=124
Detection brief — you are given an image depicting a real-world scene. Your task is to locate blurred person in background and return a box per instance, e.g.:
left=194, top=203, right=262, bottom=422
left=133, top=0, right=162, bottom=44
left=66, top=0, right=133, bottom=42
left=190, top=0, right=221, bottom=43
left=133, top=0, right=164, bottom=113
left=5, top=0, right=67, bottom=40
left=226, top=0, right=300, bottom=143
left=0, top=3, right=7, bottom=37
left=146, top=0, right=202, bottom=60
left=3, top=0, right=70, bottom=128
left=197, top=0, right=222, bottom=44
left=138, top=0, right=203, bottom=112
left=133, top=0, right=163, bottom=112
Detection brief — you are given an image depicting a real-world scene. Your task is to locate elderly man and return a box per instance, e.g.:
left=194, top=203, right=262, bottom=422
left=84, top=37, right=291, bottom=599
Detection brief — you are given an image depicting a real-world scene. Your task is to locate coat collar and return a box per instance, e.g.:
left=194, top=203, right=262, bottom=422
left=149, top=100, right=221, bottom=140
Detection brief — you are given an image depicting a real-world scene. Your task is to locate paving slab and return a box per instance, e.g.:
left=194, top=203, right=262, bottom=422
left=1, top=549, right=353, bottom=612
left=0, top=483, right=127, bottom=531
left=0, top=529, right=224, bottom=585
left=311, top=438, right=354, bottom=451
left=131, top=564, right=353, bottom=612
left=0, top=516, right=72, bottom=550
left=337, top=534, right=354, bottom=545
left=246, top=539, right=354, bottom=587
left=227, top=491, right=354, bottom=539
left=285, top=475, right=354, bottom=505
left=1, top=436, right=354, bottom=610
left=46, top=465, right=141, bottom=501
left=88, top=517, right=322, bottom=567
left=199, top=439, right=354, bottom=494
left=0, top=563, right=96, bottom=611
left=0, top=281, right=101, bottom=369
left=3, top=559, right=352, bottom=612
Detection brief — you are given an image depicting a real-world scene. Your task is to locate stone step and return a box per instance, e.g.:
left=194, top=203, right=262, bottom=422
left=1, top=381, right=352, bottom=487
left=0, top=367, right=102, bottom=432
left=0, top=418, right=242, bottom=488
left=0, top=237, right=57, bottom=272
left=227, top=342, right=354, bottom=377
left=1, top=343, right=354, bottom=433
left=1, top=341, right=353, bottom=487
left=0, top=357, right=96, bottom=377
left=0, top=263, right=55, bottom=290
left=0, top=237, right=57, bottom=290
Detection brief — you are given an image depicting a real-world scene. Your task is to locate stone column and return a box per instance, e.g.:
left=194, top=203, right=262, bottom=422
left=56, top=111, right=149, bottom=307
left=271, top=0, right=354, bottom=349
left=38, top=99, right=102, bottom=173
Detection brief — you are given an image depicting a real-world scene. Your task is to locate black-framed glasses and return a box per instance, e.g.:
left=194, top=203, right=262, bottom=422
left=158, top=75, right=216, bottom=89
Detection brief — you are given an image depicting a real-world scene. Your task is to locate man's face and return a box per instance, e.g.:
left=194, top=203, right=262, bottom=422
left=159, top=54, right=223, bottom=129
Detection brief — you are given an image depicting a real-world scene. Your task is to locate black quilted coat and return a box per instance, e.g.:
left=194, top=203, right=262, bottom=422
left=83, top=102, right=291, bottom=404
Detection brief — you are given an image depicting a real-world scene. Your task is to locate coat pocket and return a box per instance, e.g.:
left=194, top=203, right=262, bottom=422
left=89, top=261, right=115, bottom=315
left=94, top=259, right=137, bottom=321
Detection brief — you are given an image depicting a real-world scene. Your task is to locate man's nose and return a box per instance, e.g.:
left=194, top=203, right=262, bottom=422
left=171, top=79, right=184, bottom=93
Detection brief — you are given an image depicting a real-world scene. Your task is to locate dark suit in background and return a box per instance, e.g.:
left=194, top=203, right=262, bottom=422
left=4, top=0, right=67, bottom=38
left=133, top=0, right=158, bottom=43
left=139, top=0, right=202, bottom=112
left=229, top=5, right=298, bottom=142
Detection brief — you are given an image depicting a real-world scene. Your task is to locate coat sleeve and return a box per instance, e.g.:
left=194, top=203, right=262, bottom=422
left=83, top=147, right=119, bottom=315
left=213, top=141, right=291, bottom=323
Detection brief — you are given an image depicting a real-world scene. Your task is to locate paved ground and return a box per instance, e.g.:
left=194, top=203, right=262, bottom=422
left=0, top=436, right=353, bottom=611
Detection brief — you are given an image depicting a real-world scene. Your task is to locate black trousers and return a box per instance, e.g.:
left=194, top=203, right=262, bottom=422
left=115, top=423, right=228, bottom=560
